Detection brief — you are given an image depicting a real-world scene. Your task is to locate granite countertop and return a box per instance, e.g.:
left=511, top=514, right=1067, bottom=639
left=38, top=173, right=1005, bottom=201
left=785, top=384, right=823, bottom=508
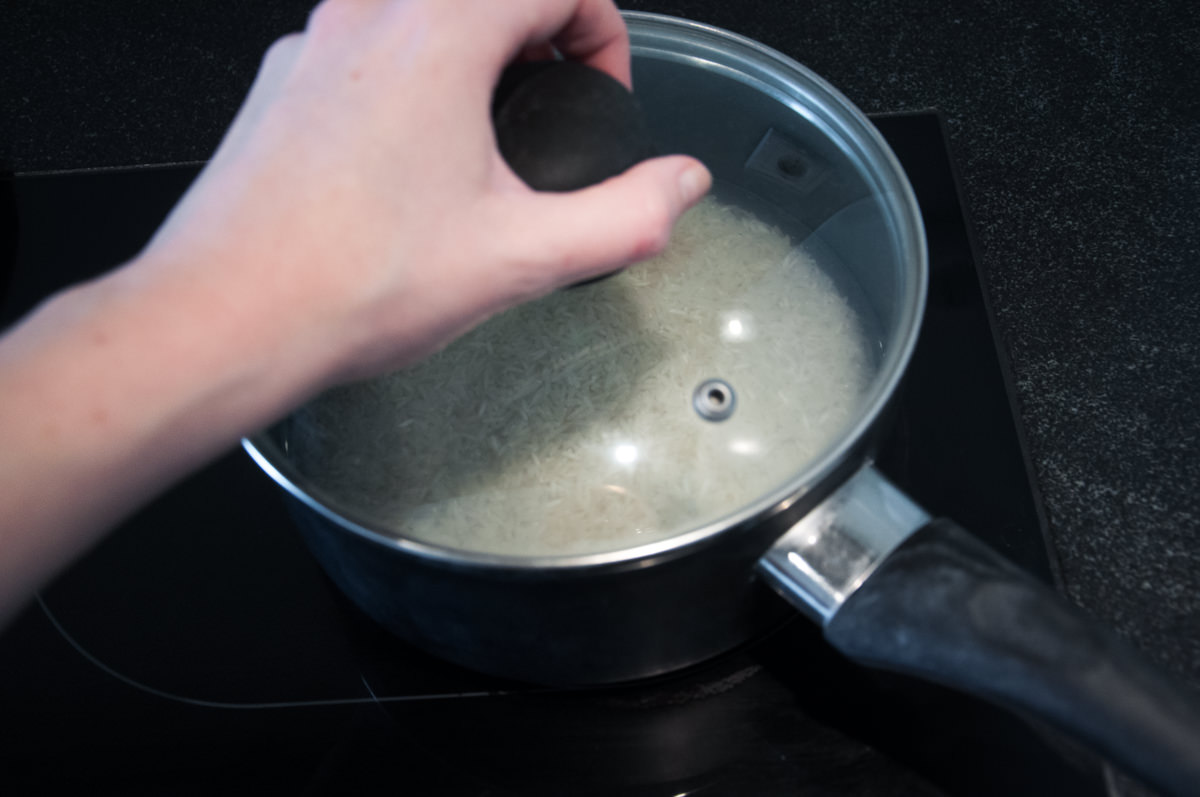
left=3, top=0, right=1197, bottom=694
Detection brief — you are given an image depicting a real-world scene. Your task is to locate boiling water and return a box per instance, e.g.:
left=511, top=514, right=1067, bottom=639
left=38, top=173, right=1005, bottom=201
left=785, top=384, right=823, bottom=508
left=288, top=197, right=871, bottom=556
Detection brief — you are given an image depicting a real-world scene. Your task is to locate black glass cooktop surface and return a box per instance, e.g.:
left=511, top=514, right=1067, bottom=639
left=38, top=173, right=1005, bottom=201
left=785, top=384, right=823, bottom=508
left=0, top=113, right=1106, bottom=796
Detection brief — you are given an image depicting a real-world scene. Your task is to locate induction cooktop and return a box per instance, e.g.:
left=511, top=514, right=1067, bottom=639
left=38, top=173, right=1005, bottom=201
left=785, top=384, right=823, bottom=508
left=0, top=112, right=1108, bottom=796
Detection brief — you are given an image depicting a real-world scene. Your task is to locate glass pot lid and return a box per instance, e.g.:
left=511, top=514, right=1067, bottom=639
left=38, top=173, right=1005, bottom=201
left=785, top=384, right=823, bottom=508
left=248, top=14, right=926, bottom=561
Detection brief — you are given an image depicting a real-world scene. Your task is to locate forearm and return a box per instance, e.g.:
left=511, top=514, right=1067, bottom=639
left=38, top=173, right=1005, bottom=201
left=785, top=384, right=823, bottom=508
left=0, top=252, right=329, bottom=619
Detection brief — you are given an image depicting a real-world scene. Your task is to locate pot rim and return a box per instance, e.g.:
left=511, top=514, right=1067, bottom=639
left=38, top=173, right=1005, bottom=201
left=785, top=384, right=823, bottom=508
left=242, top=11, right=929, bottom=573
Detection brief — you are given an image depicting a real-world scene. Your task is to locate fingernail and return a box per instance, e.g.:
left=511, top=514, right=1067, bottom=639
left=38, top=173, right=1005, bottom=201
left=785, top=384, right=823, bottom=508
left=678, top=162, right=712, bottom=206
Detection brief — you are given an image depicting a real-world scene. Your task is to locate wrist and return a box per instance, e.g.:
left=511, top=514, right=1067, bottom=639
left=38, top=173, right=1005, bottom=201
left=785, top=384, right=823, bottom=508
left=114, top=243, right=345, bottom=445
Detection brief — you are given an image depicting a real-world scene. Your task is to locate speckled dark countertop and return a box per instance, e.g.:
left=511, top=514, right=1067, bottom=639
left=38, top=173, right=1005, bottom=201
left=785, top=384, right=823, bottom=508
left=3, top=0, right=1198, bottom=700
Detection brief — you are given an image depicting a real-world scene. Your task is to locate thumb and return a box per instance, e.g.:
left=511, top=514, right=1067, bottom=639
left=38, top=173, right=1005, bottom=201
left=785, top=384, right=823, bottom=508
left=510, top=155, right=712, bottom=288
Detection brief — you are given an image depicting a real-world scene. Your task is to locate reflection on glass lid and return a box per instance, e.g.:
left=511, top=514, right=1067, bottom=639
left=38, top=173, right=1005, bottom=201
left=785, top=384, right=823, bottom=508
left=281, top=196, right=871, bottom=556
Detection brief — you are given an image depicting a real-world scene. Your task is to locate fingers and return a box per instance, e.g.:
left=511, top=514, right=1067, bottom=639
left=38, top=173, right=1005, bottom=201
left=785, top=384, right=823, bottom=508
left=538, top=0, right=631, bottom=85
left=479, top=0, right=632, bottom=86
left=497, top=156, right=712, bottom=293
left=303, top=0, right=630, bottom=93
left=516, top=42, right=560, bottom=63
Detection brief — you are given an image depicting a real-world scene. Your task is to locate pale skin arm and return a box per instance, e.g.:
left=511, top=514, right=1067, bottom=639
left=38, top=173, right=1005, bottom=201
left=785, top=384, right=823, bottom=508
left=0, top=0, right=711, bottom=622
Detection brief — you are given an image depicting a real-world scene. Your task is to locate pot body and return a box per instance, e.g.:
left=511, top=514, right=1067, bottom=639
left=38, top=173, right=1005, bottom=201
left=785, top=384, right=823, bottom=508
left=285, top=448, right=874, bottom=684
left=245, top=13, right=927, bottom=685
left=290, top=497, right=790, bottom=684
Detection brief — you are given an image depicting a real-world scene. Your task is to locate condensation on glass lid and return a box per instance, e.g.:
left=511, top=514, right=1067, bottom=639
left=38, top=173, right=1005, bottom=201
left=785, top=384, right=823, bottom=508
left=284, top=197, right=871, bottom=556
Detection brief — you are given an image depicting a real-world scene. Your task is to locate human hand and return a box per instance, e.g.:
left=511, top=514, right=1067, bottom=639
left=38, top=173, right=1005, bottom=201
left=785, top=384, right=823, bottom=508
left=142, top=0, right=712, bottom=388
left=0, top=0, right=716, bottom=619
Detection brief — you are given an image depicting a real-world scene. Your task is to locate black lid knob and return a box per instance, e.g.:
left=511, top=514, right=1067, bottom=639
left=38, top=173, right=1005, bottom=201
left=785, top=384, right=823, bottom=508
left=493, top=60, right=657, bottom=192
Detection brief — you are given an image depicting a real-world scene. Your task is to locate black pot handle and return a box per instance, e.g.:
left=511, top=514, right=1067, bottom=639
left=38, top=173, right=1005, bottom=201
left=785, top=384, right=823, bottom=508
left=823, top=517, right=1200, bottom=797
